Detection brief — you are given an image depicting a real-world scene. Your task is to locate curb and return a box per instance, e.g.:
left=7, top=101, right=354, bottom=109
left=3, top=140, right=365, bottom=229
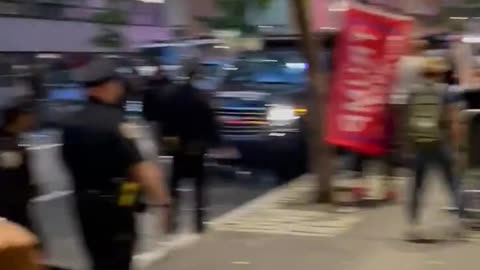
left=133, top=233, right=201, bottom=269
left=207, top=174, right=314, bottom=226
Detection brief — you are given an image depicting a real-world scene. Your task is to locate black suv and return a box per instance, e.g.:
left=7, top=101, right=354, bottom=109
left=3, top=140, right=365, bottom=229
left=212, top=50, right=310, bottom=180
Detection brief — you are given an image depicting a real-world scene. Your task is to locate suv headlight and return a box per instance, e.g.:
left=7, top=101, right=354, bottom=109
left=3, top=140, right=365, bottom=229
left=267, top=106, right=298, bottom=123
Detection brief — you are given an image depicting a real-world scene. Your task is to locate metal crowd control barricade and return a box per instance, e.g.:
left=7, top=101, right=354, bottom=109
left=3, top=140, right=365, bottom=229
left=127, top=119, right=174, bottom=253
left=460, top=109, right=480, bottom=224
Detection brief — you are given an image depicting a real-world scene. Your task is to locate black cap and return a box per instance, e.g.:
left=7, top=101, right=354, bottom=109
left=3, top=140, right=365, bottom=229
left=72, top=57, right=118, bottom=88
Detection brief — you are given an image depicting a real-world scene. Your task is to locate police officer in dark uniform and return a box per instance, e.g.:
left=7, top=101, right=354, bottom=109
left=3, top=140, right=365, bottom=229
left=62, top=57, right=170, bottom=270
left=0, top=97, right=36, bottom=231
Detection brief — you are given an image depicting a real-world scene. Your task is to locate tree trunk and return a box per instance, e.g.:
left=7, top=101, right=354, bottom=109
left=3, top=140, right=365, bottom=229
left=291, top=0, right=332, bottom=203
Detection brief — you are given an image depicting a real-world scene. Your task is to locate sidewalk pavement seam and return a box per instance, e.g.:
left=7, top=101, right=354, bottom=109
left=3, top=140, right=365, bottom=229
left=132, top=175, right=315, bottom=269
left=134, top=175, right=318, bottom=269
left=139, top=173, right=397, bottom=268
left=207, top=174, right=315, bottom=226
left=208, top=174, right=363, bottom=238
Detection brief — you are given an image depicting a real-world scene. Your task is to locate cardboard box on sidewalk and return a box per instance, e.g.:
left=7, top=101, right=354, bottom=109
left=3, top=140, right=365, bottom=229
left=0, top=219, right=43, bottom=270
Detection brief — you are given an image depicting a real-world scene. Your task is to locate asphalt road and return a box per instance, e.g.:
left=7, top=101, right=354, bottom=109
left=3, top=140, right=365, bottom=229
left=25, top=129, right=277, bottom=270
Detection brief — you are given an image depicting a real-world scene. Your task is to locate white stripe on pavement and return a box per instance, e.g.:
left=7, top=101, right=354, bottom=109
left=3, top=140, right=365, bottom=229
left=232, top=261, right=251, bottom=265
left=28, top=144, right=63, bottom=150
left=133, top=233, right=201, bottom=269
left=208, top=174, right=314, bottom=226
left=32, top=190, right=73, bottom=202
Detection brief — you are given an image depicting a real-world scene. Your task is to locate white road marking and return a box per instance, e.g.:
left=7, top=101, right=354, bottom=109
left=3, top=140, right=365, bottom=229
left=28, top=144, right=63, bottom=150
left=209, top=175, right=362, bottom=237
left=133, top=233, right=201, bottom=269
left=132, top=177, right=317, bottom=267
left=209, top=175, right=314, bottom=226
left=426, top=260, right=445, bottom=265
left=232, top=261, right=251, bottom=265
left=32, top=190, right=73, bottom=202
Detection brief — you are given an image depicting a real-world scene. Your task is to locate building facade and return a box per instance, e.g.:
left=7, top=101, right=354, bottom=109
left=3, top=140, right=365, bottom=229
left=164, top=0, right=298, bottom=35
left=0, top=0, right=454, bottom=52
left=310, top=0, right=450, bottom=35
left=0, top=0, right=171, bottom=52
left=169, top=0, right=446, bottom=35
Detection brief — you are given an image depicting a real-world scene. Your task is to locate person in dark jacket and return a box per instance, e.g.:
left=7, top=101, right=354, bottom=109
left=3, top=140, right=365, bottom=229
left=145, top=60, right=219, bottom=233
left=142, top=68, right=176, bottom=147
left=170, top=62, right=219, bottom=233
left=0, top=97, right=36, bottom=231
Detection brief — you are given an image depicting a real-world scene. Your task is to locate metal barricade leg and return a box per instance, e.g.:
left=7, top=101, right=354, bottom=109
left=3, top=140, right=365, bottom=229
left=459, top=109, right=480, bottom=224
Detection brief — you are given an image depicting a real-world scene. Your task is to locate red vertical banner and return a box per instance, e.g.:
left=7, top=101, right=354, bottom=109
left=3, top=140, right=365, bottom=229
left=325, top=5, right=412, bottom=156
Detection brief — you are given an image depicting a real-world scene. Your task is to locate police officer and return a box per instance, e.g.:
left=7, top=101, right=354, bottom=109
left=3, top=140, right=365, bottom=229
left=164, top=60, right=219, bottom=233
left=62, top=57, right=170, bottom=270
left=0, top=97, right=36, bottom=231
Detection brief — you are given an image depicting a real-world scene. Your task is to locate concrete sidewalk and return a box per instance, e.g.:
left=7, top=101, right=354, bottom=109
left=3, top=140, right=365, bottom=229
left=147, top=174, right=480, bottom=270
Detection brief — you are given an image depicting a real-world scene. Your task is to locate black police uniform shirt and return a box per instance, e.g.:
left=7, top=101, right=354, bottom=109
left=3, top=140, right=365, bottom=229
left=62, top=99, right=144, bottom=193
left=0, top=129, right=33, bottom=204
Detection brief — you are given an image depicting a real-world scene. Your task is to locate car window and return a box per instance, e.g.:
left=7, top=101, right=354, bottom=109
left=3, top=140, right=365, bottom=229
left=227, top=51, right=307, bottom=85
left=45, top=70, right=73, bottom=85
left=142, top=46, right=183, bottom=66
left=45, top=68, right=86, bottom=101
left=198, top=63, right=221, bottom=78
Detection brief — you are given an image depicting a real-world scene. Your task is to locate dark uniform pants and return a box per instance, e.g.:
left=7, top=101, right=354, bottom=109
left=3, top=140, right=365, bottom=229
left=75, top=196, right=136, bottom=270
left=170, top=154, right=206, bottom=232
left=0, top=202, right=33, bottom=231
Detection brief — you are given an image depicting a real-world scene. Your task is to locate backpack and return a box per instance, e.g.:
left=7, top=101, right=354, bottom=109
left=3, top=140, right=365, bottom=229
left=407, top=81, right=446, bottom=148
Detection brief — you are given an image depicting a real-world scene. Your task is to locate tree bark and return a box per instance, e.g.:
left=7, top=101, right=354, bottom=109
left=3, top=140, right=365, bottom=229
left=291, top=0, right=332, bottom=203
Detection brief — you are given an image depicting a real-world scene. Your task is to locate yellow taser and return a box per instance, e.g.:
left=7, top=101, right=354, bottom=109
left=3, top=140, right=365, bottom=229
left=117, top=182, right=141, bottom=207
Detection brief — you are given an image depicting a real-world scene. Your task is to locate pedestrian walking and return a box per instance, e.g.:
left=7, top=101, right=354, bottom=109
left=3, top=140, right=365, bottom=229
left=0, top=96, right=36, bottom=232
left=142, top=68, right=176, bottom=153
left=406, top=56, right=465, bottom=239
left=147, top=59, right=219, bottom=233
left=63, top=57, right=170, bottom=270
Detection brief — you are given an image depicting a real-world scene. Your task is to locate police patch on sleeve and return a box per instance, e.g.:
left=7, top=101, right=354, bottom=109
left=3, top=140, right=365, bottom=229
left=119, top=122, right=141, bottom=139
left=0, top=151, right=23, bottom=169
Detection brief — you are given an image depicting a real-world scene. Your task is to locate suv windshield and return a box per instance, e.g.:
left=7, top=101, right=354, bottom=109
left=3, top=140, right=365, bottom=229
left=227, top=51, right=307, bottom=85
left=197, top=62, right=227, bottom=80
left=45, top=64, right=86, bottom=101
left=141, top=46, right=185, bottom=66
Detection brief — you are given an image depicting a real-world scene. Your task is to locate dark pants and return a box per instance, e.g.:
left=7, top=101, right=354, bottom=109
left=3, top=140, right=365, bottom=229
left=170, top=154, right=206, bottom=233
left=0, top=202, right=33, bottom=231
left=75, top=196, right=136, bottom=270
left=409, top=146, right=464, bottom=224
left=0, top=201, right=47, bottom=252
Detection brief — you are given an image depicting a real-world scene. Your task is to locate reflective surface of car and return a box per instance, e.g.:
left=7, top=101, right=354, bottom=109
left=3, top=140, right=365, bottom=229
left=213, top=50, right=309, bottom=180
left=39, top=55, right=149, bottom=128
left=40, top=66, right=86, bottom=128
left=192, top=59, right=233, bottom=92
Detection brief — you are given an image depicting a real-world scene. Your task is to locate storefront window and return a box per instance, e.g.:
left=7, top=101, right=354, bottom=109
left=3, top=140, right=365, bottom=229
left=0, top=0, right=164, bottom=26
